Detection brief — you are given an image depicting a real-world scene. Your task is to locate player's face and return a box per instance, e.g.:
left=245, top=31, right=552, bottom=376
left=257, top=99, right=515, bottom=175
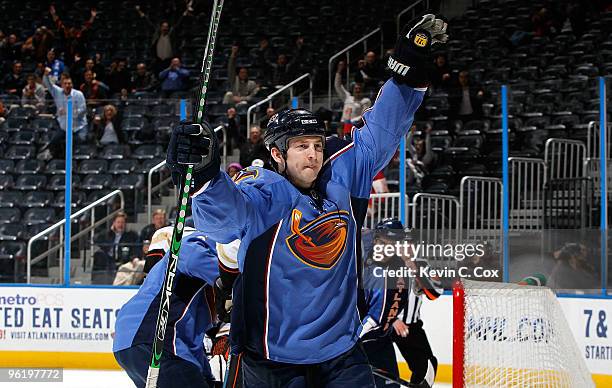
left=283, top=136, right=323, bottom=189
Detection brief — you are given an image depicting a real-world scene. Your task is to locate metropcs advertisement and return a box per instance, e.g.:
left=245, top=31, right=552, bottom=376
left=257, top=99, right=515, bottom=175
left=0, top=287, right=136, bottom=353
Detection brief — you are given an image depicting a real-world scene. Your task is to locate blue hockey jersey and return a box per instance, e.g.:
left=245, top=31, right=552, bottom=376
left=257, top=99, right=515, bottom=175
left=191, top=79, right=425, bottom=364
left=113, top=232, right=218, bottom=375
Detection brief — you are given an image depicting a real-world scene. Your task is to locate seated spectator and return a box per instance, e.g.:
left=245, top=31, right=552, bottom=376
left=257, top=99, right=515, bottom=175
left=140, top=208, right=169, bottom=243
left=21, top=74, right=46, bottom=111
left=2, top=60, right=26, bottom=96
left=239, top=125, right=268, bottom=168
left=334, top=60, right=371, bottom=137
left=2, top=34, right=23, bottom=62
left=355, top=51, right=385, bottom=93
left=45, top=48, right=65, bottom=85
left=226, top=162, right=243, bottom=179
left=158, top=57, right=190, bottom=98
left=259, top=106, right=275, bottom=129
left=266, top=54, right=294, bottom=87
left=39, top=70, right=88, bottom=160
left=131, top=63, right=155, bottom=92
left=92, top=211, right=140, bottom=285
left=449, top=70, right=485, bottom=123
left=224, top=45, right=259, bottom=105
left=431, top=53, right=451, bottom=91
left=91, top=104, right=124, bottom=146
left=107, top=58, right=131, bottom=95
left=80, top=69, right=109, bottom=106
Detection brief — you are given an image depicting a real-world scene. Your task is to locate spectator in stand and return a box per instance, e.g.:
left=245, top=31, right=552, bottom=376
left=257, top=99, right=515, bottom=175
left=267, top=53, right=294, bottom=87
left=159, top=57, right=190, bottom=97
left=21, top=74, right=46, bottom=111
left=131, top=62, right=155, bottom=92
left=224, top=45, right=259, bottom=104
left=449, top=70, right=485, bottom=123
left=531, top=6, right=554, bottom=37
left=49, top=5, right=97, bottom=66
left=239, top=124, right=268, bottom=168
left=2, top=60, right=26, bottom=96
left=1, top=34, right=23, bottom=63
left=91, top=104, right=124, bottom=146
left=355, top=51, right=385, bottom=93
left=39, top=70, right=88, bottom=160
left=220, top=106, right=241, bottom=151
left=431, top=53, right=451, bottom=91
left=140, top=208, right=169, bottom=243
left=135, top=4, right=188, bottom=75
left=291, top=35, right=312, bottom=75
left=226, top=162, right=243, bottom=179
left=107, top=58, right=132, bottom=95
left=80, top=69, right=109, bottom=106
left=92, top=53, right=107, bottom=82
left=45, top=48, right=65, bottom=85
left=92, top=211, right=140, bottom=285
left=72, top=57, right=95, bottom=86
left=21, top=27, right=55, bottom=63
left=260, top=106, right=275, bottom=129
left=406, top=124, right=436, bottom=187
left=251, top=36, right=276, bottom=71
left=0, top=101, right=6, bottom=125
left=334, top=60, right=371, bottom=137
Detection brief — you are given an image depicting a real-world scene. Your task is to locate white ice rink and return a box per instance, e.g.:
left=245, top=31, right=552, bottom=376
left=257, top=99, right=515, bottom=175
left=0, top=369, right=453, bottom=387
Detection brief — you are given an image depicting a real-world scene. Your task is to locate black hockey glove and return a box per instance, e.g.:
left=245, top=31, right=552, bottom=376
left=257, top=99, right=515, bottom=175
left=389, top=14, right=448, bottom=88
left=214, top=277, right=233, bottom=323
left=166, top=121, right=220, bottom=192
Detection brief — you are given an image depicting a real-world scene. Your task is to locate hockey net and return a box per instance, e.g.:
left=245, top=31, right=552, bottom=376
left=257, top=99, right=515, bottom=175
left=453, top=279, right=594, bottom=388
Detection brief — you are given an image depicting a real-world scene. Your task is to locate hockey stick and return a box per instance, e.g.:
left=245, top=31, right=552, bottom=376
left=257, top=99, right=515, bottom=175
left=372, top=367, right=418, bottom=387
left=145, top=1, right=224, bottom=387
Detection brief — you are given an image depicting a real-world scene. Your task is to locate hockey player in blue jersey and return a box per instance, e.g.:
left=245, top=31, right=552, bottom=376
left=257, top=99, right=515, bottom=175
left=113, top=232, right=217, bottom=388
left=166, top=14, right=448, bottom=387
left=361, top=219, right=443, bottom=388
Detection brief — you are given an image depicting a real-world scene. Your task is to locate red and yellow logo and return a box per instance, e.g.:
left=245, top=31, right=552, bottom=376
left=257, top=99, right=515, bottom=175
left=414, top=33, right=429, bottom=47
left=286, top=209, right=350, bottom=270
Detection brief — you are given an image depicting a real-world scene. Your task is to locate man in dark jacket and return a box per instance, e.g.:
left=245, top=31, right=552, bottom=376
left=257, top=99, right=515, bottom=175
left=92, top=211, right=140, bottom=284
left=239, top=125, right=268, bottom=168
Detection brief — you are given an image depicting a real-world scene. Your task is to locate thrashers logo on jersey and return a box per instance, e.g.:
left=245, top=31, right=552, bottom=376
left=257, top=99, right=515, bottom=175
left=286, top=209, right=350, bottom=270
left=232, top=167, right=259, bottom=183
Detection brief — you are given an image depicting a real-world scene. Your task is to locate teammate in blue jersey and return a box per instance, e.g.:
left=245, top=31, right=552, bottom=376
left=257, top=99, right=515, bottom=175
left=361, top=219, right=443, bottom=388
left=113, top=232, right=217, bottom=388
left=166, top=14, right=448, bottom=387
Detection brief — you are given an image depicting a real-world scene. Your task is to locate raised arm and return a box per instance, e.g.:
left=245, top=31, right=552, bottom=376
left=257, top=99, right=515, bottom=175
left=328, top=14, right=448, bottom=197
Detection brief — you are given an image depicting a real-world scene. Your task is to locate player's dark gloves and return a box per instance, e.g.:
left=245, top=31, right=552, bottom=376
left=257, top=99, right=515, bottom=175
left=389, top=14, right=448, bottom=88
left=214, top=277, right=233, bottom=323
left=166, top=121, right=220, bottom=192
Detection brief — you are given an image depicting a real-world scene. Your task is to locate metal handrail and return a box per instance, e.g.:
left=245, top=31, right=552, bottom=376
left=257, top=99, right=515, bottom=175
left=146, top=125, right=226, bottom=224
left=396, top=0, right=430, bottom=36
left=27, top=190, right=124, bottom=283
left=246, top=73, right=313, bottom=138
left=147, top=160, right=170, bottom=224
left=327, top=28, right=383, bottom=109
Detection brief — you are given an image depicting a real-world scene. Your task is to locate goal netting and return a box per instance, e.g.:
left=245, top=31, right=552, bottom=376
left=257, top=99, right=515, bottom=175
left=453, top=279, right=594, bottom=388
